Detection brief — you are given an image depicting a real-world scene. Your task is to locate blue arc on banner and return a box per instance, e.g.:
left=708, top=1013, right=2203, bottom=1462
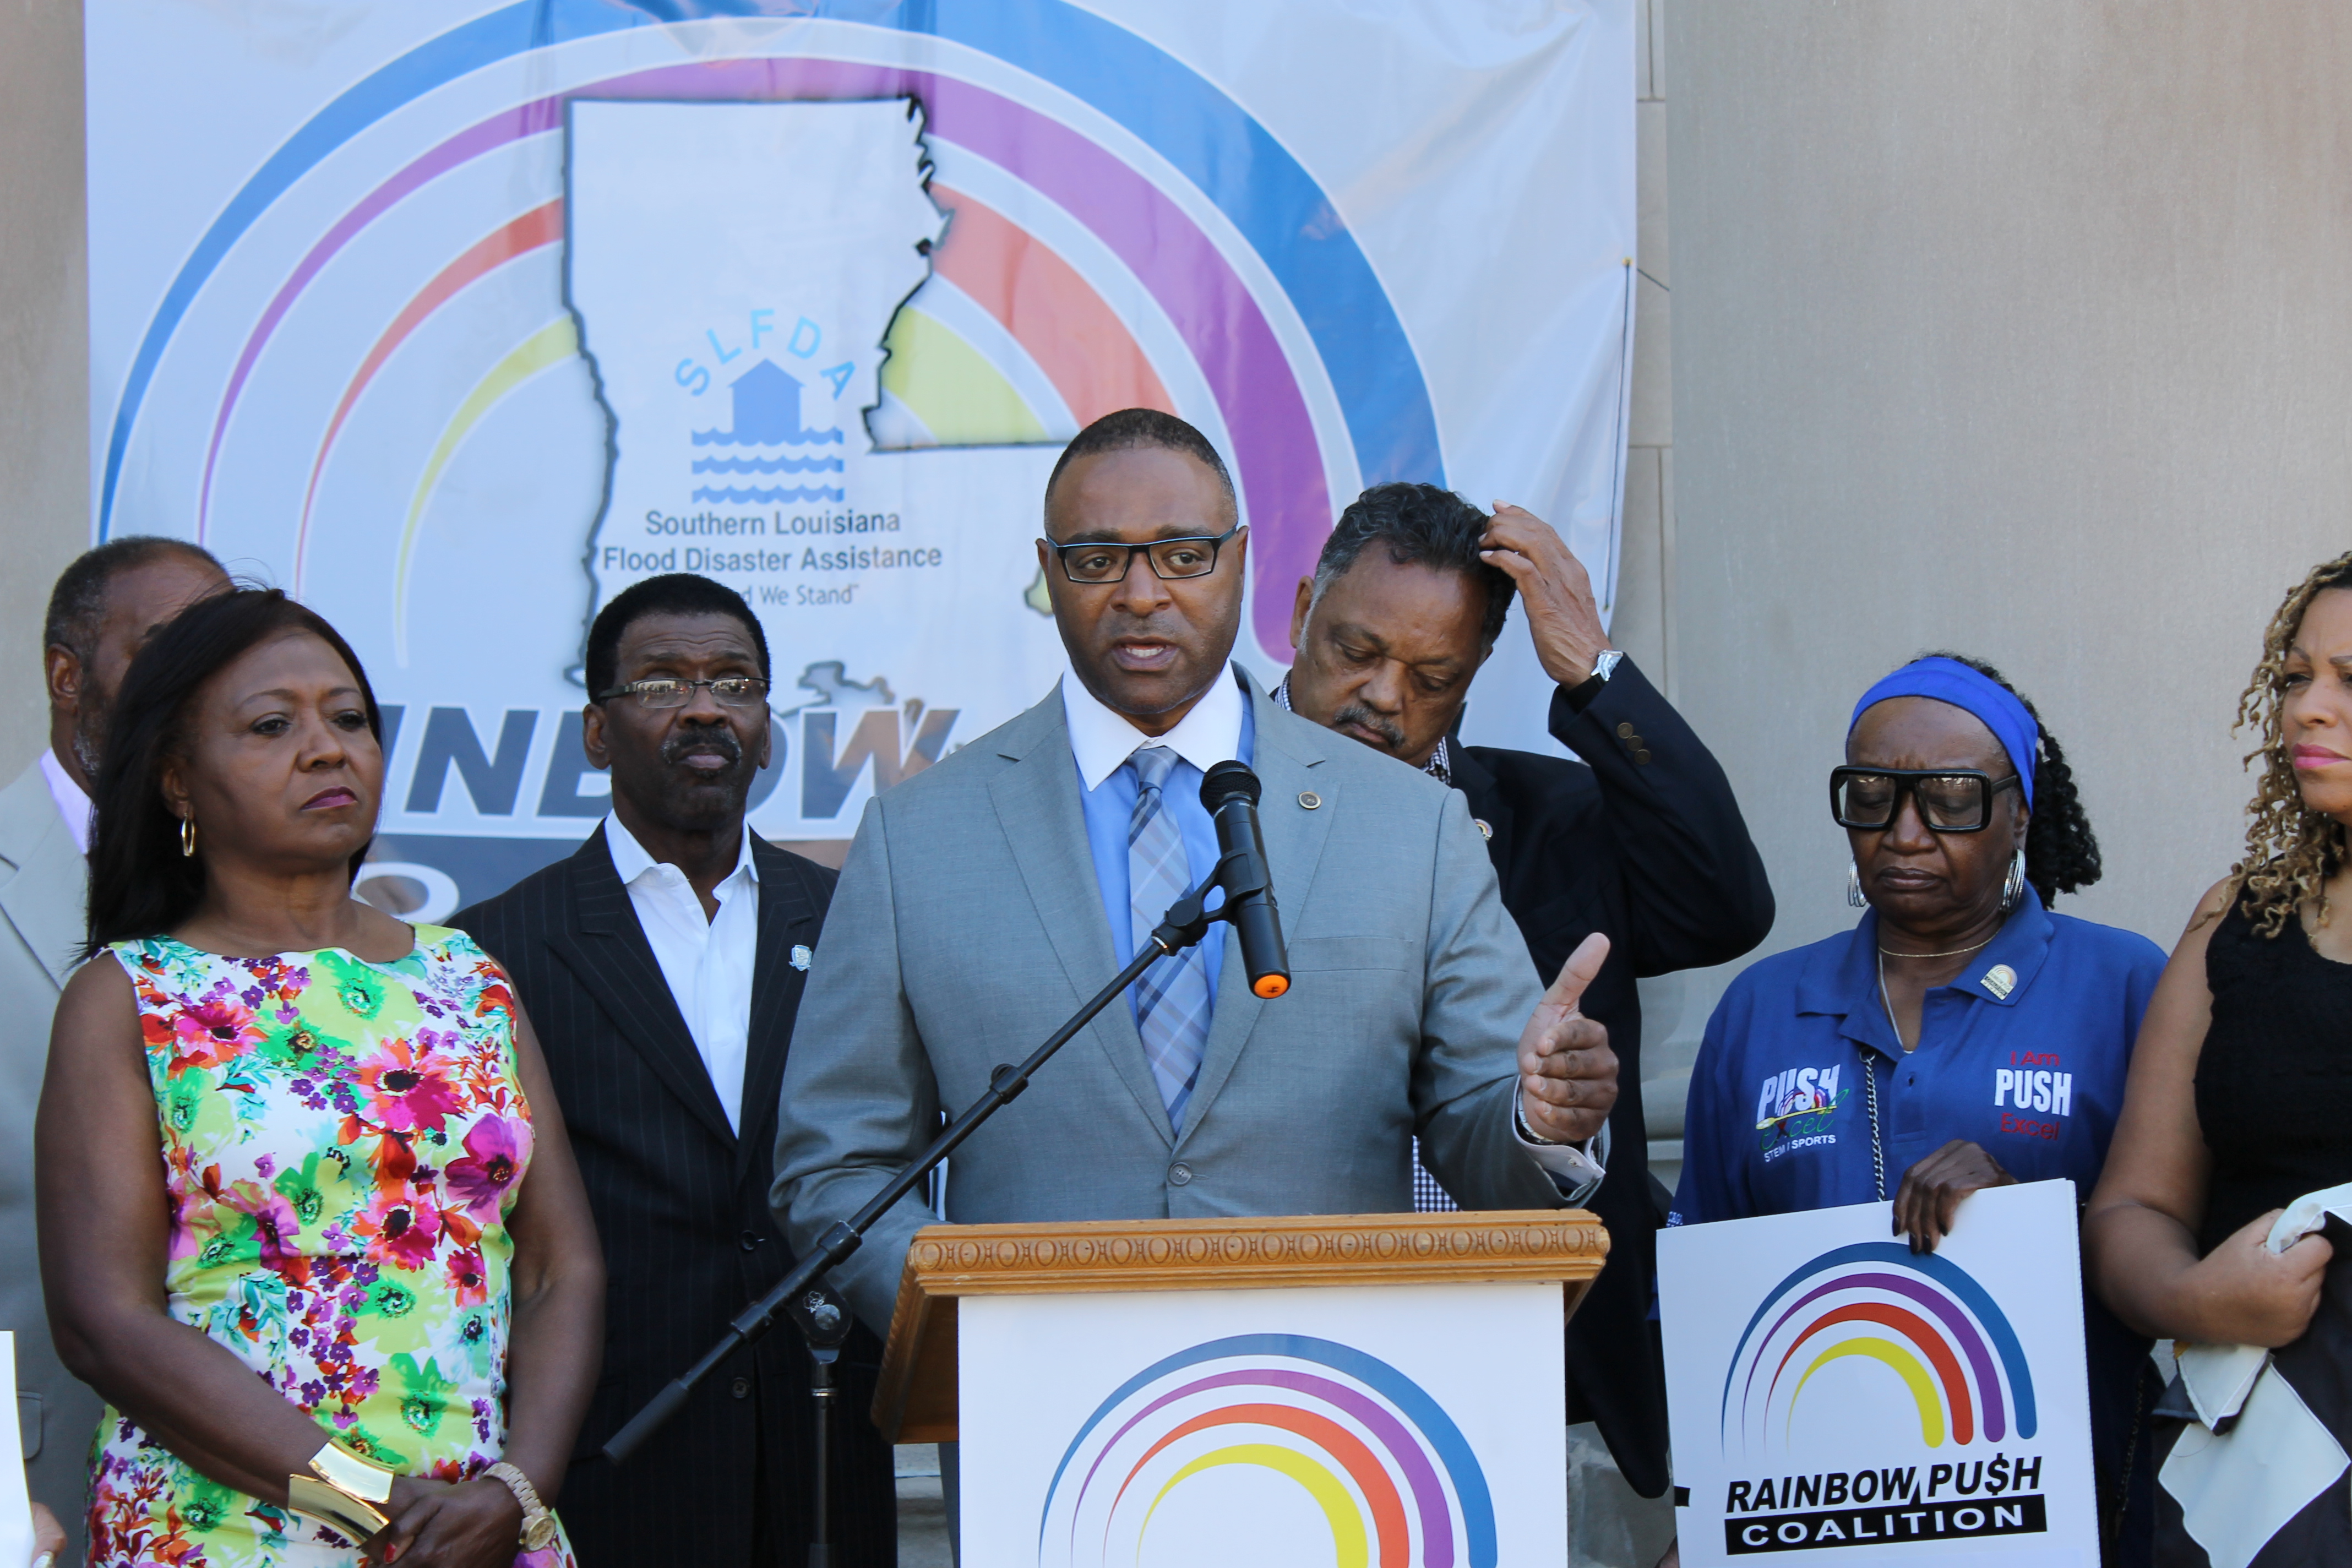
left=96, top=0, right=1443, bottom=538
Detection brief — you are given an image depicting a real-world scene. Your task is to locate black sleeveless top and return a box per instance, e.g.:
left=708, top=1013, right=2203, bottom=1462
left=2196, top=899, right=2352, bottom=1253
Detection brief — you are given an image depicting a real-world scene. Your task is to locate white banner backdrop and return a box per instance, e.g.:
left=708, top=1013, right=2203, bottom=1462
left=1658, top=1182, right=2100, bottom=1568
left=86, top=0, right=1635, bottom=912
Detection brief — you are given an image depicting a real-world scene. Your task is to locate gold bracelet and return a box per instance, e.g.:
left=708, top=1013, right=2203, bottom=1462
left=484, top=1461, right=560, bottom=1551
left=286, top=1440, right=395, bottom=1542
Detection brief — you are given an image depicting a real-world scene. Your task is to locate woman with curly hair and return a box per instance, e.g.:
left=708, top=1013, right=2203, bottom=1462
left=2086, top=552, right=2352, bottom=1561
left=1675, top=652, right=2168, bottom=1560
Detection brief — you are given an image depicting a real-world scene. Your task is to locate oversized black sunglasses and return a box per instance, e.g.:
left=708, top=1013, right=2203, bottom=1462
left=1830, top=766, right=2022, bottom=832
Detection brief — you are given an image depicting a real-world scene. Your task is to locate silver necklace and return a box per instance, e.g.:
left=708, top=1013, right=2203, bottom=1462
left=1863, top=951, right=1909, bottom=1203
left=1876, top=949, right=1919, bottom=1054
left=1861, top=1049, right=1886, bottom=1203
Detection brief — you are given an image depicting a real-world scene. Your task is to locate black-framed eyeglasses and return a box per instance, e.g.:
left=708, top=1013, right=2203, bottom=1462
left=1830, top=767, right=2021, bottom=832
left=1042, top=524, right=1242, bottom=584
left=595, top=677, right=771, bottom=709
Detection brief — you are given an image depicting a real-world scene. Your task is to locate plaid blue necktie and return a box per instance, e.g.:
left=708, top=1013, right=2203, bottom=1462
left=1127, top=745, right=1212, bottom=1130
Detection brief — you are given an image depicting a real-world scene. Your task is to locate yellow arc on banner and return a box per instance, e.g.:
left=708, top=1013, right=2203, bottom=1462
left=1137, top=1442, right=1369, bottom=1568
left=395, top=315, right=579, bottom=663
left=1789, top=1336, right=1945, bottom=1447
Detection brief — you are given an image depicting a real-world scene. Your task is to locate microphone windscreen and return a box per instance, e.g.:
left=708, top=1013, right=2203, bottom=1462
left=1199, top=759, right=1261, bottom=810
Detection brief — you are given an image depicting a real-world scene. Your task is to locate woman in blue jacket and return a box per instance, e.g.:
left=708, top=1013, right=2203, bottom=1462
left=1672, top=654, right=2165, bottom=1560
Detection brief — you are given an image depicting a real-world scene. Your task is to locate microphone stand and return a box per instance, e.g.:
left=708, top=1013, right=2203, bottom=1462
left=601, top=851, right=1265, bottom=1471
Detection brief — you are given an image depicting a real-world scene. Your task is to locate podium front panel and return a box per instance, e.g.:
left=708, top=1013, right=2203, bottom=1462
left=957, top=1281, right=1567, bottom=1568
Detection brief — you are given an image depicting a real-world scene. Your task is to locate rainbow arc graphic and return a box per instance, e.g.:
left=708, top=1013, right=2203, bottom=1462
left=1718, top=1242, right=2037, bottom=1456
left=99, top=0, right=1445, bottom=669
left=1039, top=1334, right=1495, bottom=1568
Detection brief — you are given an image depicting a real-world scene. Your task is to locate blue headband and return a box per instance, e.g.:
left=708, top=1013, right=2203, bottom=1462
left=1848, top=657, right=2039, bottom=807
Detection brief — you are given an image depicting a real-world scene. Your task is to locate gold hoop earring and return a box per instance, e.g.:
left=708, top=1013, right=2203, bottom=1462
left=180, top=818, right=197, bottom=858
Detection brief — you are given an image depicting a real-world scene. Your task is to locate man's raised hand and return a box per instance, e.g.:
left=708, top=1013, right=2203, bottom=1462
left=1479, top=503, right=1610, bottom=688
left=1520, top=932, right=1618, bottom=1144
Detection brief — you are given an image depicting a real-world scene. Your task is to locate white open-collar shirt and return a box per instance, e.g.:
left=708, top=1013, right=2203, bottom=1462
left=604, top=812, right=759, bottom=1133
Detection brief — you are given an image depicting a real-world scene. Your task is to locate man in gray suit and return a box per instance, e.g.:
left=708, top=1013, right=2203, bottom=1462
left=771, top=409, right=1619, bottom=1342
left=4, top=537, right=225, bottom=1556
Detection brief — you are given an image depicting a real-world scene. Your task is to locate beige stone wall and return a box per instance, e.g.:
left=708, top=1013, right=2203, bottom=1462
left=0, top=0, right=89, bottom=777
left=1647, top=1, right=2352, bottom=1112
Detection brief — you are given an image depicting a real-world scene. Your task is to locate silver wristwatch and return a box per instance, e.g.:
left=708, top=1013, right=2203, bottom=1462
left=1590, top=649, right=1625, bottom=683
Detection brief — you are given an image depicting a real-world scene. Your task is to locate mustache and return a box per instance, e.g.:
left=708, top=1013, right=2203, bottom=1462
left=1329, top=703, right=1406, bottom=751
left=662, top=724, right=744, bottom=770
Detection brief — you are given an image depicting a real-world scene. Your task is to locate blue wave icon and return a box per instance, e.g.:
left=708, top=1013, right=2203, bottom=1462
left=690, top=485, right=847, bottom=504
left=692, top=454, right=845, bottom=475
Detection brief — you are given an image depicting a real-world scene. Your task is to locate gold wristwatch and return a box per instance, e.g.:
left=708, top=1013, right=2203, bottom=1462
left=286, top=1440, right=395, bottom=1543
left=486, top=1460, right=559, bottom=1551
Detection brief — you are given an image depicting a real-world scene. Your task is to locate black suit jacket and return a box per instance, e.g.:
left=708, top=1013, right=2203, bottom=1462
left=453, top=829, right=896, bottom=1567
left=1453, top=655, right=1773, bottom=1498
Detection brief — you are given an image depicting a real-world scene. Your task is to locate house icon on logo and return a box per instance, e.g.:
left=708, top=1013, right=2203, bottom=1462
left=694, top=358, right=845, bottom=448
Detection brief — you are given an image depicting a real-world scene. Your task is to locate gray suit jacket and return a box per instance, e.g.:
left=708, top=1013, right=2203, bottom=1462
left=0, top=758, right=100, bottom=1550
left=771, top=672, right=1564, bottom=1331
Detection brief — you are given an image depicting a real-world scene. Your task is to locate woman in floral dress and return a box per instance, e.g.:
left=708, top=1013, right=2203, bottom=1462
left=37, top=590, right=603, bottom=1567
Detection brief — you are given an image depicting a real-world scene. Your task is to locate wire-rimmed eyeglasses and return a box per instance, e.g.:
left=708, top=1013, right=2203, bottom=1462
left=595, top=677, right=771, bottom=709
left=1830, top=766, right=2021, bottom=832
left=1041, top=523, right=1242, bottom=584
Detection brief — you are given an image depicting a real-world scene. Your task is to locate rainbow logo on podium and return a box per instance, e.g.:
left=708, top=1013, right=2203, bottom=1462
left=1038, top=1333, right=1497, bottom=1567
left=1719, top=1242, right=2038, bottom=1454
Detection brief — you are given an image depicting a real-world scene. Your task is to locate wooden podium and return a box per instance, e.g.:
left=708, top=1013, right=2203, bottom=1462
left=873, top=1211, right=1608, bottom=1565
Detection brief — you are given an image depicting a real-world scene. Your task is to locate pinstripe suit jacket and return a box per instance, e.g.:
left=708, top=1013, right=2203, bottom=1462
left=771, top=672, right=1567, bottom=1336
left=453, top=827, right=895, bottom=1567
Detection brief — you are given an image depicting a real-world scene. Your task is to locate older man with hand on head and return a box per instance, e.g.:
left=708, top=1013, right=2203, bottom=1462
left=772, top=413, right=1619, bottom=1540
left=1281, top=483, right=1772, bottom=1507
left=3, top=537, right=226, bottom=1565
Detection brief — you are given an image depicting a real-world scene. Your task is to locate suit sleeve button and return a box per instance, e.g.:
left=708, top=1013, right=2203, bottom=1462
left=731, top=1376, right=752, bottom=1400
left=1616, top=721, right=1636, bottom=739
left=1635, top=749, right=1652, bottom=765
left=1168, top=1162, right=1194, bottom=1186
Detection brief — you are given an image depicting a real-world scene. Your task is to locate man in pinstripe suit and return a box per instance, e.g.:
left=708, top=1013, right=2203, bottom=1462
left=455, top=574, right=896, bottom=1567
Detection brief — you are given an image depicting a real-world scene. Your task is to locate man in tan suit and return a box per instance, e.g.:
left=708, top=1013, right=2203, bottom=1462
left=6, top=537, right=224, bottom=1556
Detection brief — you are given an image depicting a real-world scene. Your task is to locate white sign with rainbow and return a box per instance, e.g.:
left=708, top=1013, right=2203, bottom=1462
left=958, top=1281, right=1566, bottom=1567
left=1659, top=1182, right=2099, bottom=1568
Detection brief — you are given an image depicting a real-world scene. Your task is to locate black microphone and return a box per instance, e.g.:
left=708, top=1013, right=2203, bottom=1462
left=1200, top=761, right=1290, bottom=999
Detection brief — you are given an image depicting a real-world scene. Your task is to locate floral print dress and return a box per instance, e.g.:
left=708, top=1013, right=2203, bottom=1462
left=87, top=928, right=574, bottom=1568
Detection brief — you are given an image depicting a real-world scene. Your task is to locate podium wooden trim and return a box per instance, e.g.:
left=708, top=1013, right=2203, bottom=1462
left=873, top=1210, right=1608, bottom=1442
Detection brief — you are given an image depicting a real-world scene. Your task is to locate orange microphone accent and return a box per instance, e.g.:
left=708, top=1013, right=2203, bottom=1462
left=1253, top=974, right=1290, bottom=999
